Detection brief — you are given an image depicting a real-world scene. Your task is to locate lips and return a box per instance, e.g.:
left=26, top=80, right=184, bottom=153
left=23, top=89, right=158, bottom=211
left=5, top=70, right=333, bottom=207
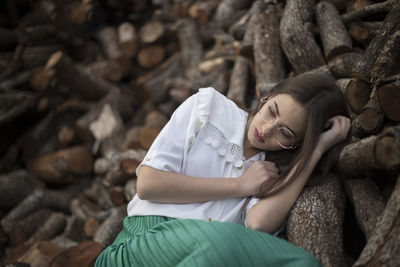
left=254, top=128, right=265, bottom=143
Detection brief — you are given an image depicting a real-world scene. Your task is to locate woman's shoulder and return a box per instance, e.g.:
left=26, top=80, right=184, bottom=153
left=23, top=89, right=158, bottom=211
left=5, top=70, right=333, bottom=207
left=195, top=87, right=247, bottom=124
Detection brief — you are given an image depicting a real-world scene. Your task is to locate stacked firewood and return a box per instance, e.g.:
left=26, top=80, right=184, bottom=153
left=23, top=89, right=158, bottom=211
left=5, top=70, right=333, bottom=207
left=0, top=0, right=399, bottom=266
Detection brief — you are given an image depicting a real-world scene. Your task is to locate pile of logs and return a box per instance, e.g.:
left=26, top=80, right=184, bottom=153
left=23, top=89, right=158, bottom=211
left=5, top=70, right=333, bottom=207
left=0, top=0, right=399, bottom=266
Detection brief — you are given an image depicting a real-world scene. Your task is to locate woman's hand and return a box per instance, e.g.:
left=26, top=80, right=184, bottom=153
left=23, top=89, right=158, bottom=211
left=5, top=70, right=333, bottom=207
left=316, top=115, right=351, bottom=155
left=236, top=161, right=279, bottom=197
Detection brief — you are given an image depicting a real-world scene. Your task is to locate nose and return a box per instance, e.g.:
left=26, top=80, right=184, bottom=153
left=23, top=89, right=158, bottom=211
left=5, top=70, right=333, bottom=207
left=260, top=122, right=275, bottom=137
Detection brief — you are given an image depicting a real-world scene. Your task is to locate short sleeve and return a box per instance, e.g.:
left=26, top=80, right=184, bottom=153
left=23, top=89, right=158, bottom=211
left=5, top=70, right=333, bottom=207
left=244, top=197, right=286, bottom=237
left=135, top=94, right=195, bottom=176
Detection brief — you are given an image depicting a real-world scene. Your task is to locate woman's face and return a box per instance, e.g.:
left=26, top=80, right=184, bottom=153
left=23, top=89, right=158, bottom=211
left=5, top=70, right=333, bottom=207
left=247, top=93, right=307, bottom=151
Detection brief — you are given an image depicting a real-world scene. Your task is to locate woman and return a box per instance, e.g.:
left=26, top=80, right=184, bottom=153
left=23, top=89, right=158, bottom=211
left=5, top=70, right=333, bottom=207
left=94, top=73, right=351, bottom=266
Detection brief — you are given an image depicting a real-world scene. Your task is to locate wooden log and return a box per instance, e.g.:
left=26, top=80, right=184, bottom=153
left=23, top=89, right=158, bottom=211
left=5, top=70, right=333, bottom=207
left=135, top=52, right=184, bottom=102
left=26, top=212, right=66, bottom=245
left=118, top=22, right=137, bottom=58
left=139, top=127, right=161, bottom=150
left=0, top=90, right=35, bottom=125
left=315, top=1, right=352, bottom=61
left=49, top=240, right=102, bottom=267
left=253, top=5, right=285, bottom=97
left=227, top=56, right=249, bottom=108
left=188, top=0, right=220, bottom=25
left=124, top=179, right=137, bottom=202
left=287, top=173, right=346, bottom=266
left=139, top=20, right=165, bottom=44
left=377, top=77, right=400, bottom=122
left=93, top=157, right=113, bottom=175
left=341, top=0, right=396, bottom=24
left=137, top=45, right=165, bottom=69
left=280, top=0, right=325, bottom=74
left=60, top=215, right=86, bottom=242
left=0, top=27, right=17, bottom=50
left=27, top=146, right=93, bottom=184
left=75, top=89, right=124, bottom=144
left=69, top=196, right=103, bottom=222
left=49, top=235, right=78, bottom=250
left=84, top=178, right=114, bottom=210
left=353, top=175, right=400, bottom=267
left=344, top=179, right=385, bottom=240
left=337, top=125, right=400, bottom=179
left=17, top=241, right=63, bottom=267
left=1, top=183, right=86, bottom=233
left=45, top=51, right=114, bottom=101
left=93, top=205, right=127, bottom=248
left=0, top=170, right=43, bottom=209
left=84, top=217, right=99, bottom=238
left=67, top=0, right=93, bottom=25
left=354, top=86, right=384, bottom=135
left=110, top=186, right=126, bottom=206
left=9, top=209, right=53, bottom=246
left=327, top=52, right=363, bottom=79
left=344, top=78, right=371, bottom=113
left=352, top=8, right=400, bottom=83
left=214, top=0, right=253, bottom=29
left=370, top=30, right=400, bottom=84
left=178, top=18, right=203, bottom=79
left=349, top=21, right=382, bottom=47
left=98, top=26, right=121, bottom=60
left=0, top=67, right=38, bottom=91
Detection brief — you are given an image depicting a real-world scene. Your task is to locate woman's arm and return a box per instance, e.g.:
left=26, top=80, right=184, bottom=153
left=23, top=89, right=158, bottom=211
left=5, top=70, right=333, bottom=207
left=246, top=116, right=350, bottom=234
left=137, top=161, right=279, bottom=204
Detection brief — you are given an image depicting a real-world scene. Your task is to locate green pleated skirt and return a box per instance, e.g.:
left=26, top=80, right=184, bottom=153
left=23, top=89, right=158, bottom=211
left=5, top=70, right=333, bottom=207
left=94, top=215, right=322, bottom=267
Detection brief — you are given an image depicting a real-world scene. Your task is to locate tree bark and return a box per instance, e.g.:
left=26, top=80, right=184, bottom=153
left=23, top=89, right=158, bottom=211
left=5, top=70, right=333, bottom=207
left=280, top=0, right=325, bottom=74
left=344, top=179, right=385, bottom=240
left=353, top=175, right=400, bottom=267
left=315, top=1, right=352, bottom=61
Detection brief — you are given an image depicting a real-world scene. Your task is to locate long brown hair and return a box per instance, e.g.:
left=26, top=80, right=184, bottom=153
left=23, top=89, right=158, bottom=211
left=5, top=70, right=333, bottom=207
left=251, top=73, right=350, bottom=199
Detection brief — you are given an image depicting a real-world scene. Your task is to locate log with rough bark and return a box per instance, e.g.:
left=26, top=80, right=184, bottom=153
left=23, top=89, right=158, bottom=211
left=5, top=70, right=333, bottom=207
left=188, top=0, right=220, bottom=25
left=44, top=51, right=115, bottom=100
left=341, top=0, right=397, bottom=24
left=26, top=212, right=66, bottom=245
left=349, top=21, right=381, bottom=48
left=93, top=204, right=127, bottom=248
left=1, top=182, right=87, bottom=233
left=287, top=173, right=346, bottom=267
left=75, top=88, right=125, bottom=145
left=139, top=20, right=166, bottom=44
left=353, top=175, right=400, bottom=267
left=352, top=86, right=384, bottom=135
left=49, top=240, right=102, bottom=267
left=377, top=75, right=400, bottom=122
left=27, top=146, right=93, bottom=184
left=9, top=209, right=53, bottom=246
left=214, top=0, right=253, bottom=30
left=0, top=169, right=44, bottom=209
left=370, top=30, right=400, bottom=84
left=137, top=45, right=166, bottom=69
left=135, top=52, right=184, bottom=102
left=84, top=178, right=114, bottom=210
left=344, top=78, right=371, bottom=113
left=16, top=241, right=63, bottom=267
left=352, top=8, right=400, bottom=83
left=253, top=5, right=285, bottom=97
left=327, top=52, right=363, bottom=79
left=178, top=18, right=203, bottom=79
left=0, top=90, right=35, bottom=125
left=70, top=195, right=103, bottom=222
left=118, top=22, right=137, bottom=58
left=337, top=125, right=400, bottom=179
left=279, top=0, right=325, bottom=74
left=315, top=1, right=352, bottom=61
left=344, top=179, right=385, bottom=240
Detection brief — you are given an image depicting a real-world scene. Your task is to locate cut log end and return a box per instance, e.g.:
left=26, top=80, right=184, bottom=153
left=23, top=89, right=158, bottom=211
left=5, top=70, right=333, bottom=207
left=345, top=79, right=371, bottom=113
left=378, top=82, right=400, bottom=121
left=376, top=135, right=400, bottom=168
left=359, top=107, right=383, bottom=133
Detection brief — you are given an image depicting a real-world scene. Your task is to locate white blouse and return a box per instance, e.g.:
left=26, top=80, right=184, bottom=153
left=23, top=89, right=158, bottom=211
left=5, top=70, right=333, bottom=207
left=127, top=87, right=265, bottom=226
